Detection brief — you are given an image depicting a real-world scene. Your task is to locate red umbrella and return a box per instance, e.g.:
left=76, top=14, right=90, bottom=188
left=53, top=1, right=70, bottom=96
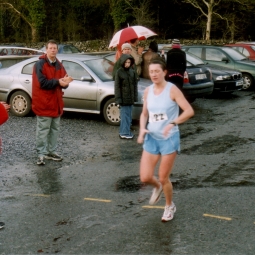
left=109, top=25, right=157, bottom=48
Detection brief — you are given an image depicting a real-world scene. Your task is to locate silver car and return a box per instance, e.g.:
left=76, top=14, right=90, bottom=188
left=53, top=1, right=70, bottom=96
left=0, top=54, right=150, bottom=125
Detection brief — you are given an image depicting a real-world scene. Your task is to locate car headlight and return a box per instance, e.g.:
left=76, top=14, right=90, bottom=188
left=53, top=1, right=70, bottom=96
left=215, top=75, right=231, bottom=80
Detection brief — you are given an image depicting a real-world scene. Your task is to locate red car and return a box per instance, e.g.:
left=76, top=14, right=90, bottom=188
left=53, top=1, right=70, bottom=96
left=225, top=43, right=255, bottom=61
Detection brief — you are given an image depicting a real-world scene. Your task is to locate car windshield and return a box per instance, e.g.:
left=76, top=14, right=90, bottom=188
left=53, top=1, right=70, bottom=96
left=186, top=53, right=205, bottom=66
left=84, top=58, right=114, bottom=82
left=68, top=45, right=81, bottom=53
left=221, top=47, right=247, bottom=60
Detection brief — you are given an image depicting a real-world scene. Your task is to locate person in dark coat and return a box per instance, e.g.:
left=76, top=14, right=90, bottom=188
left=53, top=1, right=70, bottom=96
left=114, top=54, right=138, bottom=139
left=166, top=39, right=186, bottom=91
left=142, top=41, right=161, bottom=79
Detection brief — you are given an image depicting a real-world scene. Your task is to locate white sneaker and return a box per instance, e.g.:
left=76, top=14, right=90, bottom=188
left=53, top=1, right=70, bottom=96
left=149, top=183, right=163, bottom=205
left=161, top=203, right=176, bottom=222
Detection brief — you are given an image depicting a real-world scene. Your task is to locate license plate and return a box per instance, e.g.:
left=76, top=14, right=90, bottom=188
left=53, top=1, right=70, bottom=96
left=236, top=80, right=243, bottom=86
left=195, top=74, right=206, bottom=80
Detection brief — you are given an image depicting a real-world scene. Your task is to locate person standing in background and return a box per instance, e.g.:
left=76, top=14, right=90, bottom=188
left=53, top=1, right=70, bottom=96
left=166, top=39, right=186, bottom=91
left=130, top=38, right=144, bottom=77
left=112, top=43, right=133, bottom=80
left=115, top=54, right=138, bottom=139
left=141, top=41, right=160, bottom=79
left=32, top=39, right=73, bottom=165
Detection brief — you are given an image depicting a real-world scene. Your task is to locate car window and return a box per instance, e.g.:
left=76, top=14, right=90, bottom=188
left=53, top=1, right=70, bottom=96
left=205, top=48, right=225, bottom=61
left=242, top=48, right=249, bottom=57
left=62, top=60, right=90, bottom=80
left=69, top=45, right=81, bottom=53
left=85, top=58, right=113, bottom=82
left=62, top=46, right=73, bottom=54
left=221, top=47, right=247, bottom=60
left=187, top=47, right=202, bottom=58
left=251, top=45, right=255, bottom=51
left=22, top=61, right=36, bottom=75
left=186, top=52, right=204, bottom=65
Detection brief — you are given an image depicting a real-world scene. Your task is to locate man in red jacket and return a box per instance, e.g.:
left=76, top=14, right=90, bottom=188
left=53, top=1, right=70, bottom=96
left=32, top=39, right=73, bottom=165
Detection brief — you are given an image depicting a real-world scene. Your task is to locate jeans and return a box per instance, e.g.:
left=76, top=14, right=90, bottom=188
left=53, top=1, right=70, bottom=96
left=36, top=116, right=60, bottom=157
left=119, top=105, right=133, bottom=136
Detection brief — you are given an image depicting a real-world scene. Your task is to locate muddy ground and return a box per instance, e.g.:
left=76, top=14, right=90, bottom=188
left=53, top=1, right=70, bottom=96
left=1, top=90, right=255, bottom=254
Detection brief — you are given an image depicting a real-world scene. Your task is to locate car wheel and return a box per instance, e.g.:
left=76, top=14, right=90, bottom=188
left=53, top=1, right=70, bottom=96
left=242, top=73, right=253, bottom=90
left=10, top=91, right=31, bottom=117
left=103, top=98, right=120, bottom=126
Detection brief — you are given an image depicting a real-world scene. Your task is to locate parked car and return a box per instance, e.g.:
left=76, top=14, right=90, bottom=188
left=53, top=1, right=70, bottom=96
left=182, top=45, right=255, bottom=90
left=0, top=46, right=44, bottom=56
left=159, top=46, right=243, bottom=94
left=0, top=54, right=151, bottom=125
left=0, top=46, right=44, bottom=69
left=224, top=43, right=255, bottom=61
left=104, top=52, right=214, bottom=102
left=41, top=44, right=82, bottom=54
left=185, top=52, right=243, bottom=93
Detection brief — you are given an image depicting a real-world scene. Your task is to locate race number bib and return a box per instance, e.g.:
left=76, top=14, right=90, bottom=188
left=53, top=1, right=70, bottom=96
left=149, top=112, right=168, bottom=123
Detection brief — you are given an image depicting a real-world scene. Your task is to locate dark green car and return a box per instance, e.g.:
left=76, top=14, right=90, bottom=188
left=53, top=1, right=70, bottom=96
left=182, top=45, right=255, bottom=90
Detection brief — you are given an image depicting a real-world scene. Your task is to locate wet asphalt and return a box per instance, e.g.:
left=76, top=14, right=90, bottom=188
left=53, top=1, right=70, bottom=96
left=1, top=91, right=255, bottom=254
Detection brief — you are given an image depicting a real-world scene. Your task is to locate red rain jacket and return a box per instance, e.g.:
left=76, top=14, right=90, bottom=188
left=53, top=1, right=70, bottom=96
left=32, top=54, right=67, bottom=117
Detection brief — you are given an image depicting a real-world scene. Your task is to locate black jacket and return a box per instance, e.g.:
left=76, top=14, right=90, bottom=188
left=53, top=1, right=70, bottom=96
left=114, top=54, right=138, bottom=106
left=166, top=48, right=186, bottom=74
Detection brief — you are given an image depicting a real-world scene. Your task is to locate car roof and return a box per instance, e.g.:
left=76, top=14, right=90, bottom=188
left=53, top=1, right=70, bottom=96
left=0, top=46, right=43, bottom=51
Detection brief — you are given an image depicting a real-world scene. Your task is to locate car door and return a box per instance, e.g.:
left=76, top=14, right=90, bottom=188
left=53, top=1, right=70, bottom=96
left=61, top=60, right=98, bottom=111
left=18, top=61, right=36, bottom=94
left=204, top=48, right=236, bottom=70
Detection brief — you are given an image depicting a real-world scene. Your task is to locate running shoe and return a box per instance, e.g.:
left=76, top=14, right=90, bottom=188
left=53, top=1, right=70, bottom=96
left=45, top=153, right=63, bottom=161
left=161, top=203, right=176, bottom=222
left=149, top=183, right=163, bottom=205
left=37, top=156, right=45, bottom=165
left=119, top=134, right=134, bottom=139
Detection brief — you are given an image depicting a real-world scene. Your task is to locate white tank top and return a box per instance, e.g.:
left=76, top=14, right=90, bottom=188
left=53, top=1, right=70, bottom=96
left=147, top=82, right=179, bottom=140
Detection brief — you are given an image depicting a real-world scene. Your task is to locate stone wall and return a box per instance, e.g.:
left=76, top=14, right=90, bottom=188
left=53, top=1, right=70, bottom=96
left=5, top=39, right=239, bottom=52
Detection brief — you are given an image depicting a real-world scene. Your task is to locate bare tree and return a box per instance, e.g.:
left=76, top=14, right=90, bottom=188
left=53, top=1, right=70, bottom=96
left=125, top=0, right=156, bottom=28
left=182, top=0, right=221, bottom=41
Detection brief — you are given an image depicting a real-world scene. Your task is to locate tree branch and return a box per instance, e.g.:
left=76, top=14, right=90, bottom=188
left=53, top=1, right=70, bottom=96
left=0, top=2, right=33, bottom=28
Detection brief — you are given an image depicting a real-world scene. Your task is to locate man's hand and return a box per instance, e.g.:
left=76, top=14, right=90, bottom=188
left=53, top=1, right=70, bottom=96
left=62, top=74, right=73, bottom=84
left=59, top=75, right=73, bottom=87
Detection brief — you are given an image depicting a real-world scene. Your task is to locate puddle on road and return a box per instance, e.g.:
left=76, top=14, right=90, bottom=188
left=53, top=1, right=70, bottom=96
left=115, top=175, right=145, bottom=192
left=36, top=168, right=62, bottom=194
left=115, top=158, right=255, bottom=192
left=182, top=135, right=247, bottom=155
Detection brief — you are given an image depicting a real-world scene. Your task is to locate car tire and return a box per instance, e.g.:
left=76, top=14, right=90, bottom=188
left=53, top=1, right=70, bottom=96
left=103, top=98, right=121, bottom=126
left=10, top=91, right=31, bottom=117
left=242, top=73, right=253, bottom=90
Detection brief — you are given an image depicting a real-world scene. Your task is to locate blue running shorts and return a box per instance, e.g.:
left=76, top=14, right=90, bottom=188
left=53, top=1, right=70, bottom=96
left=143, top=132, right=180, bottom=155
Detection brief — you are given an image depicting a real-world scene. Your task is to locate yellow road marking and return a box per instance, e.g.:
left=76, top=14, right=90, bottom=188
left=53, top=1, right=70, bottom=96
left=84, top=198, right=111, bottom=203
left=25, top=194, right=51, bottom=198
left=203, top=213, right=232, bottom=221
left=142, top=205, right=165, bottom=209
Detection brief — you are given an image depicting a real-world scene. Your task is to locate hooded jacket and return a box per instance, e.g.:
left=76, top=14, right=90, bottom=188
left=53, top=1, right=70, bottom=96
left=32, top=54, right=67, bottom=117
left=114, top=54, right=138, bottom=106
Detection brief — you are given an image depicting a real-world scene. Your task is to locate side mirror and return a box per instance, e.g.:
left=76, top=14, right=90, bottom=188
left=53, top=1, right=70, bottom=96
left=81, top=75, right=93, bottom=82
left=221, top=57, right=229, bottom=63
